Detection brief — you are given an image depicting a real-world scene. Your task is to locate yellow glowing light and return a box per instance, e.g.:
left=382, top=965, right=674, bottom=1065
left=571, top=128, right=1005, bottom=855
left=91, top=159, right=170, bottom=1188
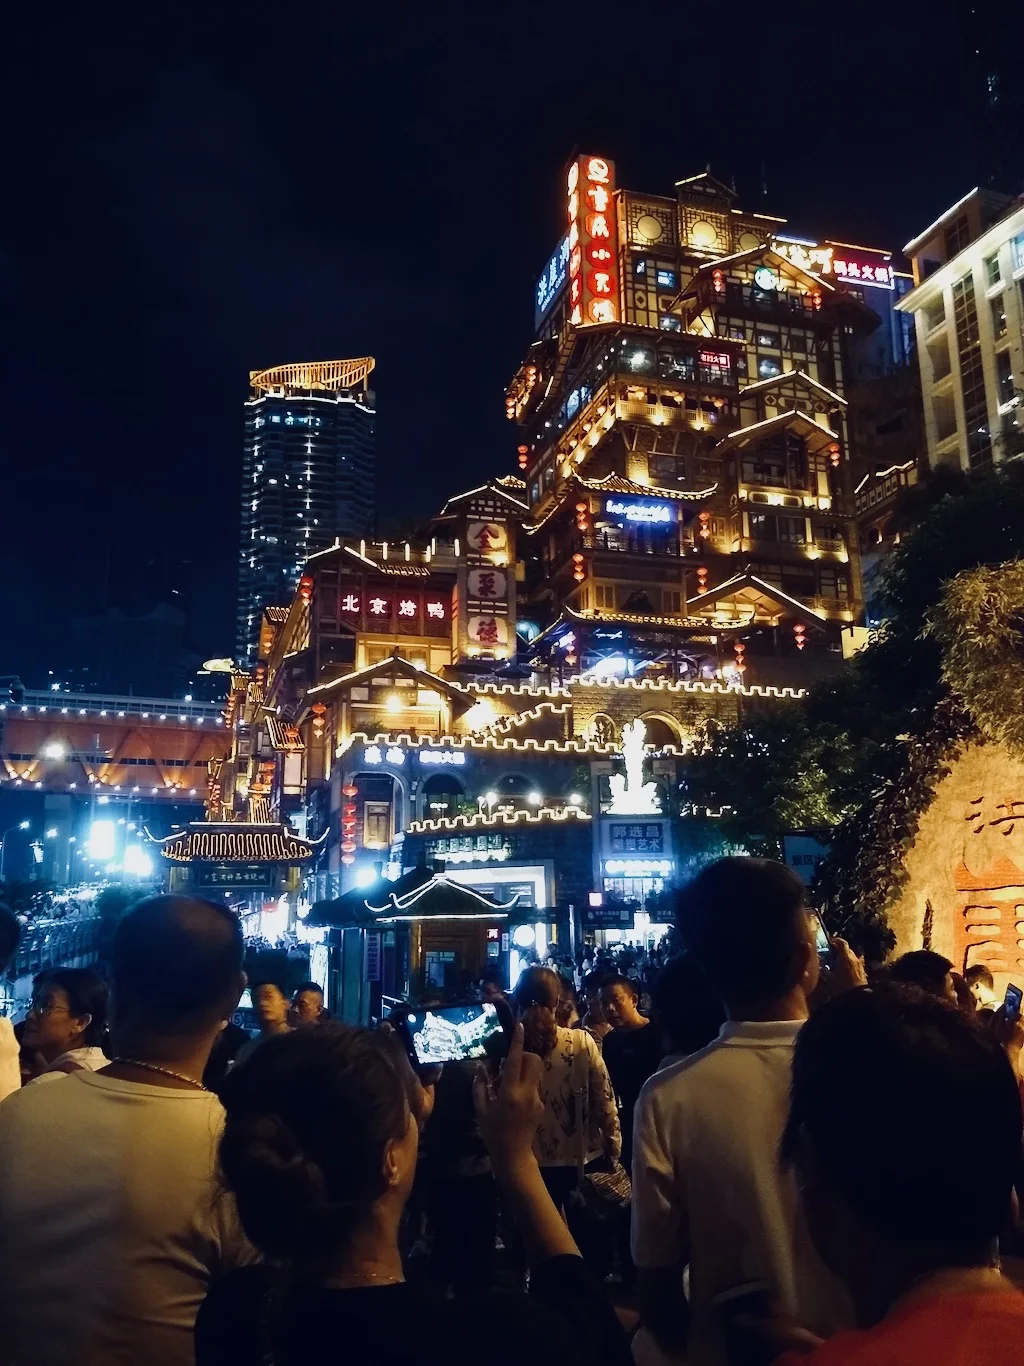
left=385, top=693, right=403, bottom=714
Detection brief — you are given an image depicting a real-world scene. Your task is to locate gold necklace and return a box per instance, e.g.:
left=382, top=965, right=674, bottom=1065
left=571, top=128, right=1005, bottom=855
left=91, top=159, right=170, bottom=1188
left=112, top=1058, right=208, bottom=1091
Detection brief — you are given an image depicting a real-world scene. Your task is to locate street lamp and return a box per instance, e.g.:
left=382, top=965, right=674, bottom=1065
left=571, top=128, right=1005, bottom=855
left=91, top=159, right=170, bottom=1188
left=0, top=821, right=31, bottom=880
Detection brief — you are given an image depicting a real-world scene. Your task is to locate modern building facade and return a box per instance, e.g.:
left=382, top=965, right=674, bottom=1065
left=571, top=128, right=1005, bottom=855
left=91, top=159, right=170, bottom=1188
left=237, top=358, right=376, bottom=665
left=897, top=190, right=1024, bottom=474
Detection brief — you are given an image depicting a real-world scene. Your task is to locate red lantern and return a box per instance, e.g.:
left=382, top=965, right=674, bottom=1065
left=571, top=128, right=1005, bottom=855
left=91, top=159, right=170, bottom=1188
left=298, top=575, right=313, bottom=605
left=733, top=640, right=746, bottom=673
left=712, top=269, right=725, bottom=295
left=341, top=854, right=355, bottom=866
left=696, top=566, right=708, bottom=591
left=828, top=443, right=841, bottom=468
left=698, top=511, right=711, bottom=540
left=342, top=785, right=358, bottom=798
left=572, top=552, right=585, bottom=583
left=341, top=840, right=357, bottom=854
left=793, top=623, right=807, bottom=651
left=517, top=443, right=529, bottom=470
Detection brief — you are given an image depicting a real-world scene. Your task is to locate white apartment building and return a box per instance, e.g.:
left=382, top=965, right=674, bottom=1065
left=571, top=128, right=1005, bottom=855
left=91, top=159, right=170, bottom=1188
left=897, top=188, right=1024, bottom=473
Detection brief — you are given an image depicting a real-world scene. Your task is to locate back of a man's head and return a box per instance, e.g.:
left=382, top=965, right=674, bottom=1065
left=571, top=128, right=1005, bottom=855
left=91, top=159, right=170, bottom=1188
left=783, top=986, right=1022, bottom=1260
left=0, top=907, right=21, bottom=975
left=886, top=949, right=953, bottom=1000
left=676, top=856, right=809, bottom=1006
left=112, top=895, right=243, bottom=1037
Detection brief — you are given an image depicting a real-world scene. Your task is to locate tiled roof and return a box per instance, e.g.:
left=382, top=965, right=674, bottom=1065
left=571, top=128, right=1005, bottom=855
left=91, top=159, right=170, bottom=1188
left=577, top=473, right=716, bottom=501
left=152, top=822, right=319, bottom=863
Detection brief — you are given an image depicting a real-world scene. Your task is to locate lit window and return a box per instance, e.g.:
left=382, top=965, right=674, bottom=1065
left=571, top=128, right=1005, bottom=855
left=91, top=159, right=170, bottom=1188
left=655, top=268, right=677, bottom=289
left=1013, top=234, right=1024, bottom=274
left=659, top=315, right=681, bottom=332
left=757, top=356, right=782, bottom=379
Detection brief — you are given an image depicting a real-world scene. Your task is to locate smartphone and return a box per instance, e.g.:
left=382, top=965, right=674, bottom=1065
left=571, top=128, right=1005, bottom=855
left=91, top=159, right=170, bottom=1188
left=1003, top=983, right=1023, bottom=1023
left=396, top=1001, right=505, bottom=1065
left=810, top=908, right=831, bottom=961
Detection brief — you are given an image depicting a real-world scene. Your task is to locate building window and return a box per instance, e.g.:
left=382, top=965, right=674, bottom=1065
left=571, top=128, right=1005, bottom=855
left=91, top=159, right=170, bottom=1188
left=633, top=257, right=647, bottom=278
left=991, top=294, right=1007, bottom=339
left=952, top=275, right=992, bottom=470
left=1013, top=234, right=1024, bottom=274
left=756, top=331, right=780, bottom=349
left=923, top=297, right=946, bottom=332
left=363, top=802, right=391, bottom=849
left=655, top=268, right=677, bottom=289
left=997, top=350, right=1016, bottom=406
left=659, top=314, right=681, bottom=332
left=757, top=355, right=783, bottom=380
left=663, top=590, right=681, bottom=613
left=944, top=214, right=970, bottom=257
left=750, top=512, right=806, bottom=545
left=986, top=254, right=1002, bottom=288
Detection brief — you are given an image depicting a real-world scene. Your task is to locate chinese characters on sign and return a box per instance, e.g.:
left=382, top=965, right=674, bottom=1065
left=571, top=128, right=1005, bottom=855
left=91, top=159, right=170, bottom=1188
left=468, top=567, right=506, bottom=599
left=771, top=239, right=895, bottom=290
left=468, top=616, right=510, bottom=649
left=608, top=822, right=665, bottom=853
left=336, top=589, right=447, bottom=628
left=465, top=522, right=508, bottom=556
left=535, top=235, right=570, bottom=328
left=567, top=154, right=619, bottom=328
left=605, top=498, right=674, bottom=525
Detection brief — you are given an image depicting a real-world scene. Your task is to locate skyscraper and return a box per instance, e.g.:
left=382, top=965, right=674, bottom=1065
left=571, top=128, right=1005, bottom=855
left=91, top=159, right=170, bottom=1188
left=237, top=357, right=376, bottom=663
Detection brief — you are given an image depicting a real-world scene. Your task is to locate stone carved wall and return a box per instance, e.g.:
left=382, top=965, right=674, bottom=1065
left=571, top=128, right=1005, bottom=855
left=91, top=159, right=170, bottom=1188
left=888, top=741, right=1024, bottom=984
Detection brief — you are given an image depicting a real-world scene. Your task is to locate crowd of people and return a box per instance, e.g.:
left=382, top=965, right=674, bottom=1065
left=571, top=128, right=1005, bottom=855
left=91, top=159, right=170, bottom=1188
left=0, top=857, right=1021, bottom=1366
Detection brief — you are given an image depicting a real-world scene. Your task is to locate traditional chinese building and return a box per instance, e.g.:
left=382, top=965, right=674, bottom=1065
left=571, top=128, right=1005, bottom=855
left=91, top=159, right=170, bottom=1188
left=510, top=158, right=913, bottom=687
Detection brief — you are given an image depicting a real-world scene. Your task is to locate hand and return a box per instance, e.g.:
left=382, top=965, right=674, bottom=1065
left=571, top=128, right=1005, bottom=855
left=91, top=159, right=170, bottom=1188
left=992, top=1011, right=1024, bottom=1074
left=825, top=937, right=867, bottom=995
left=473, top=1022, right=544, bottom=1178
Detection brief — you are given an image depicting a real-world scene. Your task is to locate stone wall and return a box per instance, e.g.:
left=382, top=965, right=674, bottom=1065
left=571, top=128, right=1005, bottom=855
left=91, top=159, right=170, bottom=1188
left=887, top=740, right=1024, bottom=984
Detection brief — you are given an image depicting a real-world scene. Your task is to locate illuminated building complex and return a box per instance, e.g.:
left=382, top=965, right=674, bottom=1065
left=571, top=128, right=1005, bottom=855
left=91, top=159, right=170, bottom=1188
left=509, top=159, right=915, bottom=685
left=897, top=188, right=1024, bottom=474
left=237, top=358, right=376, bottom=665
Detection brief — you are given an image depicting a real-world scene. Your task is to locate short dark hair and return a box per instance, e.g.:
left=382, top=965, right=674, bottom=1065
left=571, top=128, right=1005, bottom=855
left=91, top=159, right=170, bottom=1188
left=651, top=954, right=725, bottom=1058
left=293, top=981, right=324, bottom=1000
left=964, top=964, right=994, bottom=992
left=782, top=986, right=1022, bottom=1255
left=0, top=907, right=20, bottom=974
left=887, top=950, right=953, bottom=998
left=112, top=895, right=243, bottom=1033
left=218, top=1024, right=411, bottom=1263
left=37, top=969, right=109, bottom=1048
left=676, top=857, right=808, bottom=1002
left=600, top=973, right=639, bottom=1000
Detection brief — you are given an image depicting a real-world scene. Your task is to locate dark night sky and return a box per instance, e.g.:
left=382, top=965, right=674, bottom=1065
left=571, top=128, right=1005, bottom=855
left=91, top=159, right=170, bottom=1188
left=0, top=1, right=997, bottom=680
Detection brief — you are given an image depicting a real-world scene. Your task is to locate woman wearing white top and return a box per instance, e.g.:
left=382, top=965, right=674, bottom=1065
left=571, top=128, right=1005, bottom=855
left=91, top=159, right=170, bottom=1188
left=512, top=967, right=621, bottom=1213
left=23, top=968, right=109, bottom=1084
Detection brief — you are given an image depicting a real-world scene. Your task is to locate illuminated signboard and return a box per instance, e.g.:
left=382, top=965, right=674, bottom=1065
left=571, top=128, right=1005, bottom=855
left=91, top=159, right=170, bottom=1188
left=567, top=155, right=619, bottom=327
left=605, top=498, right=674, bottom=525
left=772, top=237, right=895, bottom=290
left=419, top=750, right=467, bottom=767
left=337, top=591, right=447, bottom=624
left=535, top=236, right=570, bottom=328
left=363, top=746, right=406, bottom=766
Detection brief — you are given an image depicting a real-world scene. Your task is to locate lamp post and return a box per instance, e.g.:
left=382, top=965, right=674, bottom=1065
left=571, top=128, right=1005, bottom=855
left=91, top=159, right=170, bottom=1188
left=0, top=821, right=31, bottom=881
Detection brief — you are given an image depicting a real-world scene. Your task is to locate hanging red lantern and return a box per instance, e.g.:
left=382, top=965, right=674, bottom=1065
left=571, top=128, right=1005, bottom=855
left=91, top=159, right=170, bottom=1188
left=342, top=784, right=358, bottom=798
left=517, top=443, right=529, bottom=470
left=341, top=854, right=355, bottom=866
left=733, top=640, right=746, bottom=673
left=828, top=443, right=841, bottom=468
left=712, top=269, right=725, bottom=295
left=698, top=511, right=711, bottom=540
left=696, top=565, right=708, bottom=591
left=793, top=623, right=807, bottom=651
left=298, top=575, right=314, bottom=605
left=341, top=839, right=357, bottom=855
left=572, top=552, right=585, bottom=583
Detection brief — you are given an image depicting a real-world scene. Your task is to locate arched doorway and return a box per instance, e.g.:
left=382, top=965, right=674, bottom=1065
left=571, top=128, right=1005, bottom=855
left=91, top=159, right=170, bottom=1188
left=639, top=713, right=683, bottom=749
left=420, top=772, right=465, bottom=821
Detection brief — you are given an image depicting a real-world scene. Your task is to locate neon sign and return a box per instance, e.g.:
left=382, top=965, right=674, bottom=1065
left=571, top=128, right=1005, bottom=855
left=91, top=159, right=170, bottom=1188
left=567, top=155, right=619, bottom=328
left=772, top=238, right=895, bottom=290
left=535, top=235, right=570, bottom=327
left=605, top=498, right=674, bottom=524
left=419, top=750, right=467, bottom=767
left=363, top=746, right=405, bottom=766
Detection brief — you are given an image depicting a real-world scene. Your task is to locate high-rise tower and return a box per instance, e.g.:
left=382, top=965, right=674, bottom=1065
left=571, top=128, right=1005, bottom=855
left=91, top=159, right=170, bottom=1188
left=237, top=357, right=376, bottom=663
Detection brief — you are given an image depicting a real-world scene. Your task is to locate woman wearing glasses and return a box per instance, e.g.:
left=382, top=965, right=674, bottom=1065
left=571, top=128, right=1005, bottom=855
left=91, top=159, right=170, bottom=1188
left=23, top=969, right=109, bottom=1084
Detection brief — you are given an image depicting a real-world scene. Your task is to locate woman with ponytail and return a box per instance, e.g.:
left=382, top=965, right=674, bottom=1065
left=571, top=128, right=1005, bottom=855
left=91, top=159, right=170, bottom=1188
left=195, top=1020, right=629, bottom=1366
left=512, top=967, right=620, bottom=1214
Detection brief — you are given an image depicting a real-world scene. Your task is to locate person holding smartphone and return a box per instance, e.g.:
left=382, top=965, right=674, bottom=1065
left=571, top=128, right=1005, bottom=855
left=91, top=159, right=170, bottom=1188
left=195, top=1020, right=631, bottom=1366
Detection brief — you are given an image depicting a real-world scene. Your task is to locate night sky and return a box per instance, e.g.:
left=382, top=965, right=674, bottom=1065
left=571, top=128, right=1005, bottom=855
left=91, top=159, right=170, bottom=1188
left=1, top=1, right=1000, bottom=681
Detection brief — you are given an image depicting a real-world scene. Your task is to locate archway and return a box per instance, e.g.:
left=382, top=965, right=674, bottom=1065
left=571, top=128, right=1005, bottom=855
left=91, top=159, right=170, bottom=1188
left=420, top=771, right=466, bottom=821
left=638, top=713, right=684, bottom=749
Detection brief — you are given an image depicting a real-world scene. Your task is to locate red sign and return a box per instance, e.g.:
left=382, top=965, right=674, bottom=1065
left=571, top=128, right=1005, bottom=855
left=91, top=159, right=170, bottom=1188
left=567, top=155, right=619, bottom=328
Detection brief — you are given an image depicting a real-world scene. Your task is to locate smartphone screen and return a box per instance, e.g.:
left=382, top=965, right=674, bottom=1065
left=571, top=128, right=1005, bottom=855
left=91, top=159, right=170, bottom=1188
left=810, top=908, right=831, bottom=960
left=399, top=1002, right=504, bottom=1065
left=1004, top=983, right=1023, bottom=1023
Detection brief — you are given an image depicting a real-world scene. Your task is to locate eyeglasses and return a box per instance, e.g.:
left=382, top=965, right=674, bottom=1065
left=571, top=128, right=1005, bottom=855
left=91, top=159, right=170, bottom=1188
left=27, top=997, right=71, bottom=1016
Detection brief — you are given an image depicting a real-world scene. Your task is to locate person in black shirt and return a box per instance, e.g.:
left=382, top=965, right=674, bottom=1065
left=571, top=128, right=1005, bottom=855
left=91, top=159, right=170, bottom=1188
left=600, top=974, right=664, bottom=1172
left=195, top=1021, right=630, bottom=1366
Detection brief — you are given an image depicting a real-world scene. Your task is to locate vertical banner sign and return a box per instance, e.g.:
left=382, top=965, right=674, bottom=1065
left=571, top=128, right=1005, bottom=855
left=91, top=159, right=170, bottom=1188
left=567, top=155, right=619, bottom=327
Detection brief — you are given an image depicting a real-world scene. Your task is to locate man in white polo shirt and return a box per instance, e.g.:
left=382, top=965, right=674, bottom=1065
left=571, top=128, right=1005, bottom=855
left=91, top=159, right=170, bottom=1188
left=632, top=858, right=857, bottom=1366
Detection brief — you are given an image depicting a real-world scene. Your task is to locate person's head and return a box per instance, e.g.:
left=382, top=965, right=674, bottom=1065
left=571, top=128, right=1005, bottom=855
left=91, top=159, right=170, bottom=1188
left=218, top=1023, right=419, bottom=1271
left=512, top=965, right=560, bottom=1056
left=0, top=907, right=20, bottom=975
left=111, top=895, right=245, bottom=1053
left=964, top=964, right=997, bottom=1009
left=555, top=977, right=579, bottom=1028
left=676, top=857, right=817, bottom=1016
left=581, top=970, right=605, bottom=1012
left=23, top=969, right=109, bottom=1062
left=782, top=986, right=1022, bottom=1307
left=651, top=954, right=725, bottom=1059
left=600, top=974, right=645, bottom=1028
left=291, top=982, right=325, bottom=1026
left=253, top=982, right=289, bottom=1031
left=886, top=950, right=957, bottom=1005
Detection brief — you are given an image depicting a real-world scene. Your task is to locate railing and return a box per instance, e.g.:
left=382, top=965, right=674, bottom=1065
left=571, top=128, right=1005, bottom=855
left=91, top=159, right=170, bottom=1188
left=10, top=692, right=224, bottom=722
left=12, top=916, right=102, bottom=977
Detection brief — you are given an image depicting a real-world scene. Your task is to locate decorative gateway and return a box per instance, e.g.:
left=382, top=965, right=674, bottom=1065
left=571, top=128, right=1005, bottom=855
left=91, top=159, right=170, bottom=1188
left=607, top=719, right=662, bottom=816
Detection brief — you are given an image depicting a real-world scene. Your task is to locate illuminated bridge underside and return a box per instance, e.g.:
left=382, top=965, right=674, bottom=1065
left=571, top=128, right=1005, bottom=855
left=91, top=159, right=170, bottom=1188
left=249, top=357, right=375, bottom=393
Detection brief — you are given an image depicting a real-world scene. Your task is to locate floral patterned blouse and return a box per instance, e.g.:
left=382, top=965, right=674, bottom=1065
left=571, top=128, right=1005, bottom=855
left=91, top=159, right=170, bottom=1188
left=533, top=1026, right=621, bottom=1168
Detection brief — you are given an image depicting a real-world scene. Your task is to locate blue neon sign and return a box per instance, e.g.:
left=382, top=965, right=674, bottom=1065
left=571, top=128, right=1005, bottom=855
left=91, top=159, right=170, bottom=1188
left=535, top=236, right=570, bottom=328
left=604, top=498, right=675, bottom=525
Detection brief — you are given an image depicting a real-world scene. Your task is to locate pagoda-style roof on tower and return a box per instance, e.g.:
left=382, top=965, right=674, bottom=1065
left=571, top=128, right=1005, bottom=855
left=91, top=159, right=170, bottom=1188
left=436, top=479, right=530, bottom=518
left=150, top=822, right=325, bottom=863
left=303, top=654, right=472, bottom=712
left=686, top=571, right=828, bottom=626
left=249, top=357, right=375, bottom=394
left=575, top=473, right=718, bottom=501
left=680, top=246, right=836, bottom=298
